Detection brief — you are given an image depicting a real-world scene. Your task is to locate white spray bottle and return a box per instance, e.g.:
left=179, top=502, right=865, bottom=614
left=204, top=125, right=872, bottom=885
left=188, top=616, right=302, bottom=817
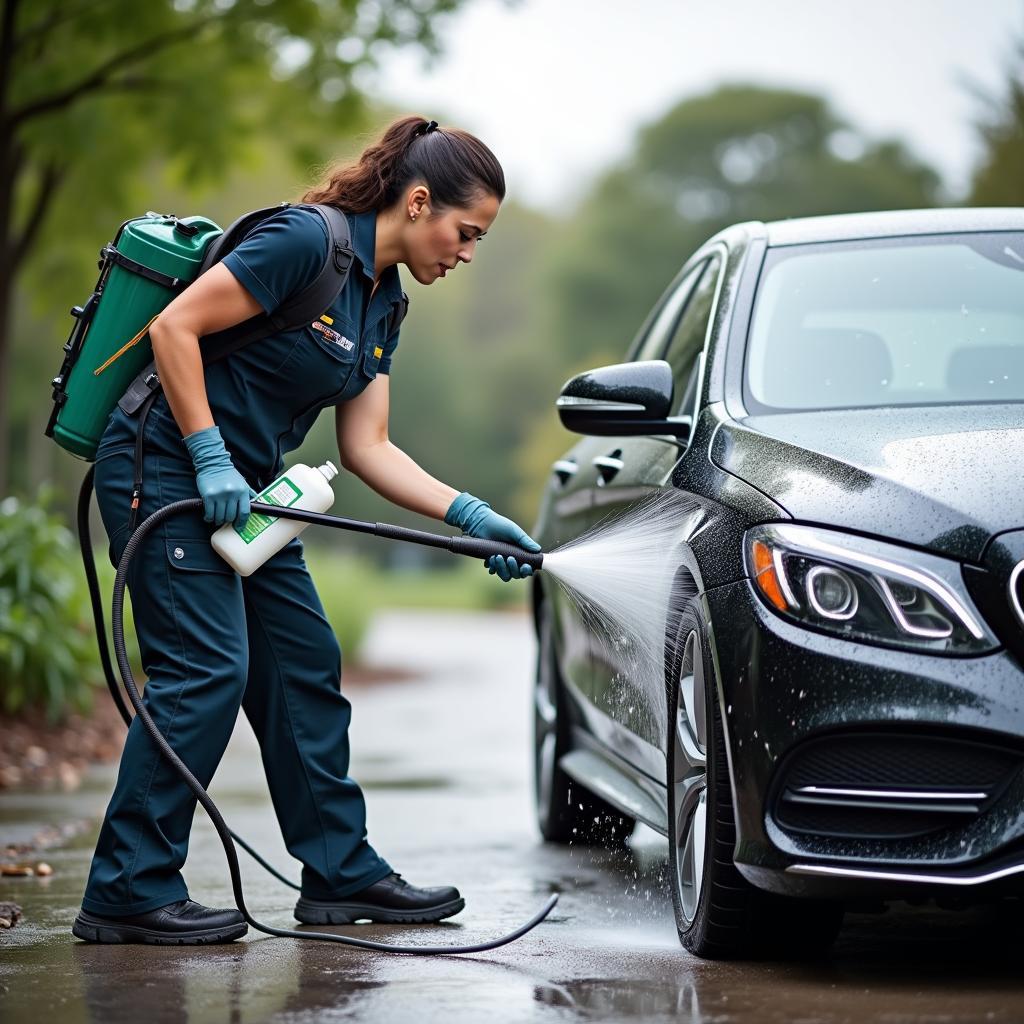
left=212, top=461, right=338, bottom=576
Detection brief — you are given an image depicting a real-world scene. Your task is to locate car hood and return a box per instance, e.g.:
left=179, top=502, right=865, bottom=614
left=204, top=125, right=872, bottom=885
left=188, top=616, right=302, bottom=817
left=711, top=403, right=1024, bottom=562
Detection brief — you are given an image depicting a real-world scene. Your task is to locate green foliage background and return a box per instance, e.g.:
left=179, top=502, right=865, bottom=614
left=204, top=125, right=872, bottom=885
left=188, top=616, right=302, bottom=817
left=0, top=493, right=100, bottom=720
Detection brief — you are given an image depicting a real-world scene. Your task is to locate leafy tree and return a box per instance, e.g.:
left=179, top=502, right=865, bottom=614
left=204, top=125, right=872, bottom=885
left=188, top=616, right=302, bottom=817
left=0, top=0, right=468, bottom=491
left=541, top=85, right=942, bottom=373
left=970, top=38, right=1024, bottom=204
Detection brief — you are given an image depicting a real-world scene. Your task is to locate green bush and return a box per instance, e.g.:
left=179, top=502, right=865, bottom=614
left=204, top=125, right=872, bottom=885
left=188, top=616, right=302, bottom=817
left=303, top=553, right=375, bottom=663
left=0, top=492, right=100, bottom=721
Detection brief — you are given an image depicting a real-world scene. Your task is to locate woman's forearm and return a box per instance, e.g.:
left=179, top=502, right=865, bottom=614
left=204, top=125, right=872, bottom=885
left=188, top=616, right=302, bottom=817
left=150, top=322, right=215, bottom=438
left=340, top=440, right=459, bottom=520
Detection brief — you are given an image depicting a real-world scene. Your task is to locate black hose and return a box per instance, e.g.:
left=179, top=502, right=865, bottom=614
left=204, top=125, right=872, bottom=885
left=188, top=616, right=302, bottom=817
left=78, top=465, right=130, bottom=725
left=99, top=490, right=557, bottom=953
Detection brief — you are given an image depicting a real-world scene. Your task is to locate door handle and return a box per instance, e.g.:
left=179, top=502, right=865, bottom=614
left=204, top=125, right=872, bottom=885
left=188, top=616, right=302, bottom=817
left=551, top=459, right=578, bottom=486
left=592, top=453, right=624, bottom=485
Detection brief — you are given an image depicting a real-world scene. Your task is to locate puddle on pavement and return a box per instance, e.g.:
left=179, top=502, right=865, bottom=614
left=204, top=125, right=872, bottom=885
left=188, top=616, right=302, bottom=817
left=535, top=977, right=704, bottom=1018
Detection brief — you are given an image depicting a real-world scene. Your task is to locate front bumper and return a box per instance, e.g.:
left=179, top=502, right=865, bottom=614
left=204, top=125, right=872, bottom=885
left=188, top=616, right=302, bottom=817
left=704, top=578, right=1024, bottom=901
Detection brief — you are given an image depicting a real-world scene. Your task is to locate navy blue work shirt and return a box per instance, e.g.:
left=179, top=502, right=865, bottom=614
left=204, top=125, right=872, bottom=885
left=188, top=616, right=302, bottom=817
left=96, top=205, right=406, bottom=488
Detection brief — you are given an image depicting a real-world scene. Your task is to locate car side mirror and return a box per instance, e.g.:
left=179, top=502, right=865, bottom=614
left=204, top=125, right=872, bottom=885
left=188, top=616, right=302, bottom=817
left=555, top=359, right=691, bottom=439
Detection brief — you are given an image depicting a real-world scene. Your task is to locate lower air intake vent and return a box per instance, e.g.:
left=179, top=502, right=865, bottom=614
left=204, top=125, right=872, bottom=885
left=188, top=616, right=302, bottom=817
left=771, top=733, right=1021, bottom=841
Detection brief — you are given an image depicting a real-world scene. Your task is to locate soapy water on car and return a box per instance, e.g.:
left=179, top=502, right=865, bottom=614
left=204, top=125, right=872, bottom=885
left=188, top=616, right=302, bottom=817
left=81, top=467, right=700, bottom=955
left=541, top=489, right=708, bottom=744
left=537, top=490, right=707, bottom=929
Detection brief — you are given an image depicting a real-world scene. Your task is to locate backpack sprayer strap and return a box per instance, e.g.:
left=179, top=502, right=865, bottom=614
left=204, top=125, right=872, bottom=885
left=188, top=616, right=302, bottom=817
left=127, top=389, right=160, bottom=535
left=100, top=244, right=187, bottom=292
left=118, top=204, right=353, bottom=416
left=118, top=204, right=354, bottom=531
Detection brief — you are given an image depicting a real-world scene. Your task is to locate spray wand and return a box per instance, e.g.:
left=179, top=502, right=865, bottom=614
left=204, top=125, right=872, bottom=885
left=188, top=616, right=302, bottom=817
left=78, top=468, right=554, bottom=955
left=247, top=499, right=546, bottom=570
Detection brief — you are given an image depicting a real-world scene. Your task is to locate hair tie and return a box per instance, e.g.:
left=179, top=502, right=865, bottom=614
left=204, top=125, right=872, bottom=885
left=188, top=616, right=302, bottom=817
left=424, top=120, right=439, bottom=134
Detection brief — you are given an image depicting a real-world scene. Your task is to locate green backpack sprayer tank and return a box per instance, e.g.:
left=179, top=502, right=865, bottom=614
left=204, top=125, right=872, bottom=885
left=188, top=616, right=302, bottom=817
left=46, top=214, right=222, bottom=460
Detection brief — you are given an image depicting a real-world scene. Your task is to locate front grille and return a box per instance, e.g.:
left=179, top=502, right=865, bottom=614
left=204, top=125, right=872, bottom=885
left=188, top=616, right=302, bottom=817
left=783, top=735, right=1013, bottom=791
left=775, top=802, right=958, bottom=840
left=771, top=733, right=1021, bottom=842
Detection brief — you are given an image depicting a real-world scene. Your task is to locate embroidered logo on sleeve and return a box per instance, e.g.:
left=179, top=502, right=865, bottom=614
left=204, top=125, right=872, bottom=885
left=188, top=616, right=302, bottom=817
left=311, top=320, right=354, bottom=351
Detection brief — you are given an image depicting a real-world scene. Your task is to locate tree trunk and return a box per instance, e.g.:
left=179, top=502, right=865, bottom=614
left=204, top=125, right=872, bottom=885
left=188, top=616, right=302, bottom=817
left=0, top=260, right=12, bottom=496
left=0, top=0, right=17, bottom=494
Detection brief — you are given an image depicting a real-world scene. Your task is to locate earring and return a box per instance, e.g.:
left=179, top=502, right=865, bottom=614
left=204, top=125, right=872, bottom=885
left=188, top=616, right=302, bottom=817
left=410, top=213, right=417, bottom=222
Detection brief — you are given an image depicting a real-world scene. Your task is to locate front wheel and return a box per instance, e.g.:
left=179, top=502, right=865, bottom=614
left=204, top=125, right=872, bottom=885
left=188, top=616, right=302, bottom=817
left=667, top=601, right=844, bottom=959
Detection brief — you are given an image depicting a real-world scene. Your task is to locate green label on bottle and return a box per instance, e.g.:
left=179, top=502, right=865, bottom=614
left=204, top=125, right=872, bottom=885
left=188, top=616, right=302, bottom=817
left=236, top=475, right=303, bottom=545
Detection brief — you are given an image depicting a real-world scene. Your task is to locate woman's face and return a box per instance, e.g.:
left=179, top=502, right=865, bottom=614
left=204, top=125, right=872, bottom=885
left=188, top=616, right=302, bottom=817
left=404, top=188, right=501, bottom=285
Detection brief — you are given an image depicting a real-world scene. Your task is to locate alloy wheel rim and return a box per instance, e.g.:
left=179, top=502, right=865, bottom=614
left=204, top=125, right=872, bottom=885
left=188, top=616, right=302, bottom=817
left=673, top=629, right=708, bottom=928
left=534, top=611, right=559, bottom=817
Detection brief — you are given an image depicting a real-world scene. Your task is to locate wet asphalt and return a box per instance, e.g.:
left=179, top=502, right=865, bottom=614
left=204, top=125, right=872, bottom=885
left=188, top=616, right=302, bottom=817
left=3, top=609, right=1024, bottom=1024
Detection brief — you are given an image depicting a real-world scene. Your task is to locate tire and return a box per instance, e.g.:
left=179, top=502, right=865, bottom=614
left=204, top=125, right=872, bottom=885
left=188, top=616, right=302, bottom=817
left=533, top=598, right=636, bottom=846
left=667, top=600, right=844, bottom=959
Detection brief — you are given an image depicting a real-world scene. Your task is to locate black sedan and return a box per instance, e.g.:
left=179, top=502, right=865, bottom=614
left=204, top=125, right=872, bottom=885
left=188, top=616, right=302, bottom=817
left=530, top=207, right=1024, bottom=959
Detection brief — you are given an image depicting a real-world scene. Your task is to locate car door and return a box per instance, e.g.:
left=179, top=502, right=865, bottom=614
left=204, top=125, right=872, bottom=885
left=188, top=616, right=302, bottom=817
left=539, top=431, right=608, bottom=707
left=584, top=252, right=725, bottom=777
left=540, top=264, right=704, bottom=719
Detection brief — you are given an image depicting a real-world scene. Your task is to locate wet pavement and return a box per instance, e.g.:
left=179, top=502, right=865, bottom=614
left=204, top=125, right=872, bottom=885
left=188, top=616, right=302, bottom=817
left=3, top=609, right=1024, bottom=1023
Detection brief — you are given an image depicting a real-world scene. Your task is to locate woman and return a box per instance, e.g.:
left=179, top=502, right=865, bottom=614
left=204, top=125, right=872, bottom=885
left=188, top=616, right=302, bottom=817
left=72, top=116, right=540, bottom=945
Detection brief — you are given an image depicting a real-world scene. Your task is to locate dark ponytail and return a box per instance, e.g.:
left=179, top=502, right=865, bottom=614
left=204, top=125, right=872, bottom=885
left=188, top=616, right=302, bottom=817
left=302, top=115, right=505, bottom=213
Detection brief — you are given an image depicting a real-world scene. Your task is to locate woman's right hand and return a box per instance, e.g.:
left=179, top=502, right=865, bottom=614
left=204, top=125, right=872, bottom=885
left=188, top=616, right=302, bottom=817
left=183, top=426, right=252, bottom=528
left=445, top=491, right=541, bottom=581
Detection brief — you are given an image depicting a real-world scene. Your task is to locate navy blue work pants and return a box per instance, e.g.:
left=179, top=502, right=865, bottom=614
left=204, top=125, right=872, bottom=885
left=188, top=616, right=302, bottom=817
left=81, top=449, right=391, bottom=916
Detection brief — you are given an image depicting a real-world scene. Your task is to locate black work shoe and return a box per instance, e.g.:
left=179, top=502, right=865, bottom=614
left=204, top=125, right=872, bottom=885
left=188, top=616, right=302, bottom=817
left=72, top=899, right=247, bottom=945
left=295, top=872, right=464, bottom=925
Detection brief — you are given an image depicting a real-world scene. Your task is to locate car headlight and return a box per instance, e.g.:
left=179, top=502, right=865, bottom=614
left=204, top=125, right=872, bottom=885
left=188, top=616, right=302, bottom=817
left=744, top=524, right=998, bottom=655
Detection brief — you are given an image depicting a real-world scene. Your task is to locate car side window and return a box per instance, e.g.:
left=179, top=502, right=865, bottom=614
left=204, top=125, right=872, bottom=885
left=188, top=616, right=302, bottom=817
left=664, top=252, right=723, bottom=414
left=630, top=263, right=706, bottom=362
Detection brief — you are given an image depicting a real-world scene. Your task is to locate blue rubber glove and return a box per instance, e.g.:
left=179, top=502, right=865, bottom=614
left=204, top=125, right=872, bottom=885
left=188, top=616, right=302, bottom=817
left=183, top=425, right=253, bottom=529
left=445, top=491, right=542, bottom=582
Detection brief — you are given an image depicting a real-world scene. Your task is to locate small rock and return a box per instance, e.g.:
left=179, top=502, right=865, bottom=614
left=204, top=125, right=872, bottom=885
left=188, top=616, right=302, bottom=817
left=0, top=864, right=33, bottom=877
left=25, top=745, right=48, bottom=768
left=34, top=862, right=53, bottom=877
left=57, top=763, right=80, bottom=791
left=0, top=902, right=23, bottom=928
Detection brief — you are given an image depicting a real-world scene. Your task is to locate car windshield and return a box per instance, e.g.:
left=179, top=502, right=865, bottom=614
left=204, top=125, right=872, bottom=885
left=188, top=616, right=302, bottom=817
left=745, top=232, right=1024, bottom=412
